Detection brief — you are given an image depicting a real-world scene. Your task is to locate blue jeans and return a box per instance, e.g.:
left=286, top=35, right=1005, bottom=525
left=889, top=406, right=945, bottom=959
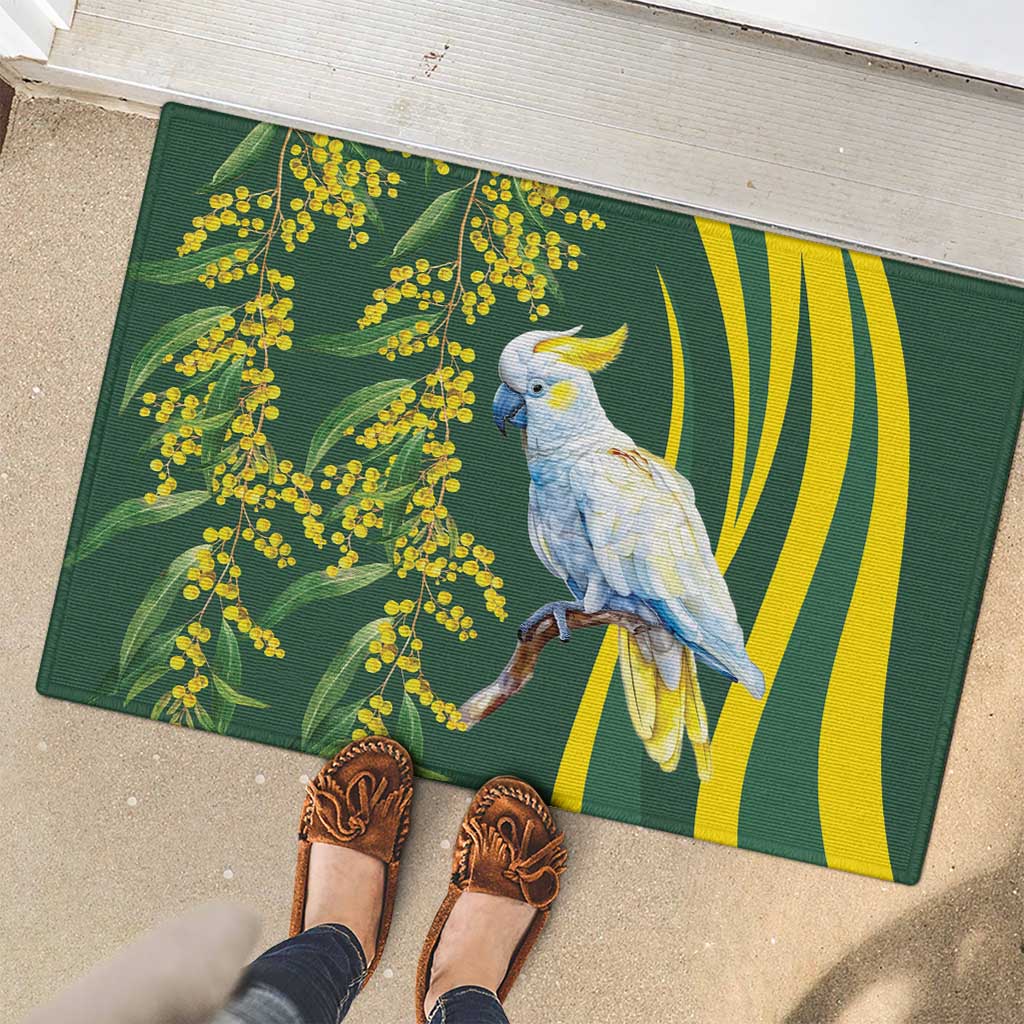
left=212, top=924, right=510, bottom=1024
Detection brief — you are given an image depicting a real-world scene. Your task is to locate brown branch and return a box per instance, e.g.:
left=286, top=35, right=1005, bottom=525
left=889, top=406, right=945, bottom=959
left=459, top=609, right=652, bottom=729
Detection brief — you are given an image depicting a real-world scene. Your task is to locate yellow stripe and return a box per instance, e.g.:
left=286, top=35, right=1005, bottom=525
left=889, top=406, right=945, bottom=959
left=550, top=630, right=619, bottom=812
left=817, top=253, right=908, bottom=879
left=717, top=234, right=802, bottom=573
left=657, top=267, right=686, bottom=465
left=694, top=241, right=856, bottom=848
left=696, top=219, right=750, bottom=562
left=550, top=269, right=688, bottom=812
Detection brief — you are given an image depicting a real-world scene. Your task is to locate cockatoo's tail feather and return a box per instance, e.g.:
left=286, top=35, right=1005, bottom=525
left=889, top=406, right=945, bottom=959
left=682, top=652, right=713, bottom=781
left=619, top=629, right=712, bottom=777
left=619, top=628, right=683, bottom=772
left=619, top=628, right=659, bottom=740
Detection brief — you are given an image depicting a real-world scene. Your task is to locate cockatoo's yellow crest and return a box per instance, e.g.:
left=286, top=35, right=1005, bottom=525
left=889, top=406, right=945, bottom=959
left=533, top=323, right=628, bottom=373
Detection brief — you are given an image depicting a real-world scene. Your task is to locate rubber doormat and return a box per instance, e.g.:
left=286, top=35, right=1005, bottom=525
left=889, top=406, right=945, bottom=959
left=38, top=103, right=1024, bottom=883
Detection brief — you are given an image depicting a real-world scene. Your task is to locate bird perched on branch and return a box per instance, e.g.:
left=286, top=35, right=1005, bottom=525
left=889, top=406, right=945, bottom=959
left=492, top=324, right=765, bottom=777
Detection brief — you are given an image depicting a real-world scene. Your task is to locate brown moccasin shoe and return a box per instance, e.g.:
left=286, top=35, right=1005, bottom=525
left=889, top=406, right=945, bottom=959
left=289, top=737, right=414, bottom=986
left=415, top=776, right=567, bottom=1022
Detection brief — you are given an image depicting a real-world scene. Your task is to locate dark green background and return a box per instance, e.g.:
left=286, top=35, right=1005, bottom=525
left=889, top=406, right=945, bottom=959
left=37, top=104, right=1024, bottom=884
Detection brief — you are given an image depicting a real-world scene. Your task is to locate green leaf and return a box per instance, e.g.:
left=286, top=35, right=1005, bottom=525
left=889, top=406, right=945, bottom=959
left=262, top=563, right=392, bottom=629
left=128, top=242, right=245, bottom=286
left=382, top=429, right=425, bottom=548
left=65, top=490, right=212, bottom=567
left=322, top=466, right=407, bottom=525
left=110, top=622, right=180, bottom=704
left=352, top=181, right=382, bottom=229
left=151, top=690, right=173, bottom=721
left=124, top=665, right=168, bottom=705
left=376, top=513, right=423, bottom=544
left=263, top=438, right=279, bottom=484
left=305, top=379, right=413, bottom=474
left=374, top=482, right=416, bottom=507
left=136, top=346, right=237, bottom=430
left=91, top=663, right=125, bottom=705
left=119, top=627, right=179, bottom=705
left=302, top=618, right=389, bottom=743
left=388, top=429, right=426, bottom=490
left=205, top=122, right=281, bottom=190
left=513, top=178, right=548, bottom=231
left=204, top=356, right=246, bottom=425
left=141, top=407, right=235, bottom=452
left=315, top=697, right=364, bottom=758
left=121, top=306, right=232, bottom=412
left=120, top=545, right=209, bottom=672
left=385, top=186, right=466, bottom=262
left=211, top=671, right=268, bottom=709
left=540, top=263, right=564, bottom=304
left=216, top=620, right=242, bottom=688
left=209, top=619, right=243, bottom=733
left=193, top=703, right=216, bottom=731
left=397, top=691, right=424, bottom=762
left=206, top=441, right=243, bottom=475
left=201, top=356, right=246, bottom=483
left=296, top=314, right=436, bottom=359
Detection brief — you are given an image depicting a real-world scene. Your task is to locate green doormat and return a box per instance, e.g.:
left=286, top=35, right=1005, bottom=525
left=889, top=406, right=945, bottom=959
left=38, top=103, right=1024, bottom=883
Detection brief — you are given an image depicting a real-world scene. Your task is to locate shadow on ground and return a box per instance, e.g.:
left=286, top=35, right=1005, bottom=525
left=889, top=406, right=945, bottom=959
left=785, top=842, right=1024, bottom=1023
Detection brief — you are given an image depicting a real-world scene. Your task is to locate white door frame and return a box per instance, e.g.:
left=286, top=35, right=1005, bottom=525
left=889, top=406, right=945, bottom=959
left=649, top=0, right=1024, bottom=88
left=0, top=0, right=75, bottom=61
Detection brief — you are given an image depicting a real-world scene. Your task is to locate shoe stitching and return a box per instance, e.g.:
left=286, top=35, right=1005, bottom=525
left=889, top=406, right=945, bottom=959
left=451, top=782, right=566, bottom=905
left=299, top=738, right=413, bottom=859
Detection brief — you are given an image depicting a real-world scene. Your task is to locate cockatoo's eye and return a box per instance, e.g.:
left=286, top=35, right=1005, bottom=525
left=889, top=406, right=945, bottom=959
left=529, top=380, right=545, bottom=395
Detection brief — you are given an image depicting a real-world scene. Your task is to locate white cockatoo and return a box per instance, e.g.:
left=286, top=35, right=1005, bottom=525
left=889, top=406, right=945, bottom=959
left=492, top=324, right=765, bottom=777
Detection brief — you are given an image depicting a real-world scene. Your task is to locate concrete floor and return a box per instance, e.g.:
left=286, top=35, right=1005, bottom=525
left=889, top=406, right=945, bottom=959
left=1, top=95, right=1022, bottom=1024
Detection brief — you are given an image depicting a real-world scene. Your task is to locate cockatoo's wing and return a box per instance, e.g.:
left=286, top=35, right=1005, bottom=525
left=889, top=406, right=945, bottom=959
left=527, top=485, right=566, bottom=581
left=569, top=447, right=765, bottom=698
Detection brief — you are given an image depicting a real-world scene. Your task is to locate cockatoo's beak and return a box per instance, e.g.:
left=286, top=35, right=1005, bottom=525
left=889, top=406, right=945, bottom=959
left=493, top=383, right=528, bottom=435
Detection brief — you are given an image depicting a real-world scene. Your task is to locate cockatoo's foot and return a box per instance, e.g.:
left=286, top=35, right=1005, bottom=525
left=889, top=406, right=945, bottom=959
left=518, top=600, right=585, bottom=642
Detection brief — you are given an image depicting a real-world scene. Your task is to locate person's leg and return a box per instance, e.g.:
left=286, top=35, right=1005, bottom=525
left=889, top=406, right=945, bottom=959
left=215, top=738, right=414, bottom=1024
left=426, top=985, right=511, bottom=1024
left=213, top=844, right=384, bottom=1024
left=417, top=778, right=568, bottom=1024
left=213, top=924, right=365, bottom=1024
left=423, top=892, right=534, bottom=1017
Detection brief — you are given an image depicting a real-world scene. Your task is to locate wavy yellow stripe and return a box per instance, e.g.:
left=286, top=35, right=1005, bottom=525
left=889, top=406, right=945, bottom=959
left=658, top=267, right=686, bottom=466
left=696, top=219, right=750, bottom=563
left=817, top=253, right=908, bottom=879
left=550, top=630, right=619, bottom=812
left=694, top=242, right=856, bottom=848
left=717, top=235, right=802, bottom=574
left=550, top=269, right=687, bottom=812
